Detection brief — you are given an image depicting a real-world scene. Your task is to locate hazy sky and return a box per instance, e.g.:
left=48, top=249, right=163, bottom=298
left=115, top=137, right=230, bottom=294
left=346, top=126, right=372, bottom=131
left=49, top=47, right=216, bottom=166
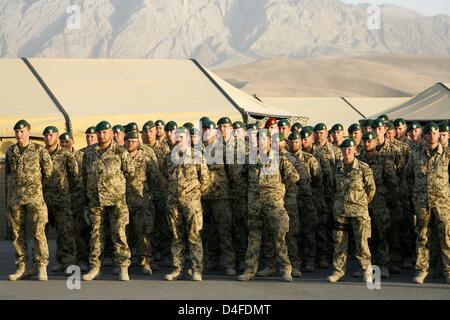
left=342, top=0, right=450, bottom=16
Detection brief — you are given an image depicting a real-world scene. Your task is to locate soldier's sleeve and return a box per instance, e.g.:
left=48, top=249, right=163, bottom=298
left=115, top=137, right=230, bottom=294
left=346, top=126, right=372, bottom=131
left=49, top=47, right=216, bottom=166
left=363, top=165, right=376, bottom=204
left=281, top=156, right=300, bottom=189
left=310, top=157, right=324, bottom=188
left=5, top=148, right=11, bottom=175
left=394, top=146, right=405, bottom=174
left=121, top=150, right=135, bottom=178
left=40, top=147, right=53, bottom=180
left=66, top=152, right=82, bottom=191
left=147, top=155, right=166, bottom=194
left=319, top=153, right=334, bottom=193
left=296, top=161, right=316, bottom=216
left=383, top=157, right=400, bottom=205
left=402, top=153, right=414, bottom=195
left=198, top=154, right=211, bottom=194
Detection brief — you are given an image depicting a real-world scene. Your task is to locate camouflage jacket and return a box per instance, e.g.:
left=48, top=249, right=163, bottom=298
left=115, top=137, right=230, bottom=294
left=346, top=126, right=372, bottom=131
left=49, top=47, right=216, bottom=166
left=145, top=140, right=170, bottom=169
left=376, top=138, right=405, bottom=174
left=315, top=140, right=342, bottom=167
left=43, top=145, right=81, bottom=206
left=82, top=141, right=135, bottom=207
left=333, top=158, right=376, bottom=218
left=126, top=147, right=159, bottom=208
left=5, top=142, right=53, bottom=206
left=355, top=143, right=363, bottom=158
left=306, top=145, right=335, bottom=195
left=226, top=139, right=248, bottom=197
left=403, top=143, right=450, bottom=209
left=162, top=148, right=211, bottom=200
left=359, top=150, right=399, bottom=204
left=248, top=150, right=300, bottom=200
left=144, top=140, right=170, bottom=198
left=202, top=139, right=231, bottom=200
left=71, top=147, right=88, bottom=207
left=293, top=149, right=324, bottom=194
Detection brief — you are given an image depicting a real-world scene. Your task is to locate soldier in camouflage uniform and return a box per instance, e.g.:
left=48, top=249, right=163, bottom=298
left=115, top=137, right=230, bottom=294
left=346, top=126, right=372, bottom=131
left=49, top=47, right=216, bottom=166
left=124, top=131, right=159, bottom=274
left=238, top=129, right=299, bottom=282
left=6, top=120, right=53, bottom=281
left=155, top=120, right=167, bottom=144
left=81, top=121, right=134, bottom=281
left=201, top=119, right=236, bottom=275
left=162, top=128, right=211, bottom=281
left=403, top=122, right=450, bottom=284
left=258, top=133, right=302, bottom=278
left=331, top=124, right=344, bottom=148
left=328, top=138, right=376, bottom=283
left=42, top=126, right=80, bottom=274
left=407, top=122, right=424, bottom=152
left=141, top=121, right=172, bottom=265
left=165, top=121, right=179, bottom=150
left=348, top=123, right=363, bottom=157
left=360, top=132, right=400, bottom=278
left=113, top=125, right=125, bottom=146
left=289, top=129, right=329, bottom=271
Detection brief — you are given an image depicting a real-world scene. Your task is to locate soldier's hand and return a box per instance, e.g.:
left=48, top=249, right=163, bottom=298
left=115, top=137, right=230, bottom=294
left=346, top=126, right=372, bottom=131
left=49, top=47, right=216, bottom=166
left=83, top=208, right=91, bottom=226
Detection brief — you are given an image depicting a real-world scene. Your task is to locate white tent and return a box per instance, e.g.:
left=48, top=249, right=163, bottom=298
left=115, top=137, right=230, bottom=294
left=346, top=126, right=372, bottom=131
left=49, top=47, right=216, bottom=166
left=344, top=97, right=410, bottom=119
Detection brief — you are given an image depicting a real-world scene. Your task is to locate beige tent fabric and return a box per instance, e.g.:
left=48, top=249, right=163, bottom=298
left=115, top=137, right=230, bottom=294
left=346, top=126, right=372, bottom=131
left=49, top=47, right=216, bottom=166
left=344, top=98, right=410, bottom=119
left=369, top=83, right=450, bottom=121
left=0, top=59, right=65, bottom=139
left=262, top=97, right=360, bottom=129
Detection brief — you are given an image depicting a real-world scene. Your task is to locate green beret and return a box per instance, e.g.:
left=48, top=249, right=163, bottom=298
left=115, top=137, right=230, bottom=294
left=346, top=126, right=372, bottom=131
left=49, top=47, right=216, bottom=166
left=59, top=132, right=73, bottom=141
left=362, top=132, right=377, bottom=141
left=407, top=121, right=422, bottom=132
left=142, top=121, right=155, bottom=131
left=385, top=121, right=395, bottom=131
left=331, top=123, right=344, bottom=132
left=257, top=129, right=270, bottom=139
left=85, top=126, right=96, bottom=134
left=217, top=117, right=232, bottom=125
left=43, top=126, right=59, bottom=135
left=439, top=121, right=450, bottom=133
left=175, top=127, right=189, bottom=135
left=422, top=122, right=439, bottom=135
left=233, top=121, right=245, bottom=129
left=362, top=119, right=373, bottom=128
left=125, top=122, right=139, bottom=133
left=13, top=119, right=30, bottom=130
left=379, top=114, right=389, bottom=122
left=340, top=138, right=356, bottom=148
left=300, top=127, right=313, bottom=139
left=393, top=118, right=406, bottom=127
left=183, top=122, right=194, bottom=130
left=348, top=123, right=361, bottom=134
left=277, top=119, right=290, bottom=127
left=155, top=120, right=165, bottom=127
left=124, top=131, right=139, bottom=140
left=165, top=121, right=178, bottom=131
left=112, top=124, right=124, bottom=133
left=304, top=125, right=314, bottom=131
left=288, top=132, right=302, bottom=141
left=189, top=127, right=199, bottom=136
left=202, top=120, right=216, bottom=129
left=246, top=124, right=258, bottom=131
left=371, top=118, right=385, bottom=129
left=291, top=123, right=303, bottom=132
left=199, top=116, right=210, bottom=124
left=95, top=121, right=111, bottom=132
left=314, top=123, right=327, bottom=132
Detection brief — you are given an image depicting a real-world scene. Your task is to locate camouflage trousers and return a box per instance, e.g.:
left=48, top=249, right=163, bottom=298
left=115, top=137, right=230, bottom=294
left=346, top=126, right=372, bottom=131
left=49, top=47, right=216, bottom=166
left=262, top=194, right=300, bottom=270
left=313, top=192, right=329, bottom=262
left=202, top=199, right=236, bottom=269
left=47, top=204, right=76, bottom=266
left=414, top=206, right=450, bottom=276
left=7, top=200, right=49, bottom=267
left=325, top=196, right=335, bottom=257
left=332, top=215, right=372, bottom=276
left=72, top=203, right=90, bottom=264
left=151, top=196, right=172, bottom=260
left=167, top=195, right=204, bottom=273
left=128, top=204, right=154, bottom=265
left=298, top=200, right=318, bottom=266
left=88, top=201, right=131, bottom=268
left=244, top=195, right=292, bottom=274
left=229, top=195, right=248, bottom=267
left=368, top=197, right=391, bottom=268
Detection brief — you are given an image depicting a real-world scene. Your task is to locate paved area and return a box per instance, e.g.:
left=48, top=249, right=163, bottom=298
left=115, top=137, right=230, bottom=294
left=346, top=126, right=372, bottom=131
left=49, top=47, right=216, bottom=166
left=0, top=241, right=448, bottom=300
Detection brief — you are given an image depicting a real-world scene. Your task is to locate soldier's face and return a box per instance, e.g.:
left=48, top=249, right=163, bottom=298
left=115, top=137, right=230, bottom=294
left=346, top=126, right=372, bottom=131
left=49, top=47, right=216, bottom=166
left=364, top=139, right=377, bottom=152
left=176, top=133, right=189, bottom=151
left=14, top=128, right=30, bottom=144
left=439, top=132, right=449, bottom=146
left=191, top=134, right=199, bottom=146
left=424, top=130, right=439, bottom=145
left=386, top=129, right=396, bottom=140
left=362, top=127, right=372, bottom=134
left=409, top=128, right=422, bottom=142
left=351, top=130, right=362, bottom=143
left=278, top=140, right=286, bottom=151
left=395, top=125, right=405, bottom=139
left=113, top=131, right=125, bottom=145
left=259, top=136, right=271, bottom=152
left=289, top=139, right=302, bottom=153
left=60, top=139, right=74, bottom=150
left=315, top=130, right=328, bottom=143
left=97, top=129, right=112, bottom=144
left=143, top=128, right=156, bottom=143
left=302, top=136, right=313, bottom=149
left=86, top=133, right=97, bottom=146
left=375, top=126, right=385, bottom=139
left=218, top=124, right=232, bottom=140
left=279, top=125, right=290, bottom=137
left=332, top=130, right=343, bottom=143
left=125, top=138, right=139, bottom=152
left=342, top=146, right=355, bottom=161
left=156, top=126, right=165, bottom=137
left=233, top=128, right=245, bottom=140
left=204, top=128, right=217, bottom=142
left=44, top=132, right=58, bottom=147
left=166, top=130, right=176, bottom=144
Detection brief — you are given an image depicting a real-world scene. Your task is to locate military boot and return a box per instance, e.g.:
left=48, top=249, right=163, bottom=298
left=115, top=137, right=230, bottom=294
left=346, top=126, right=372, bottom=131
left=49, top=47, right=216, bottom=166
left=9, top=263, right=27, bottom=281
left=191, top=271, right=202, bottom=281
left=225, top=268, right=237, bottom=276
left=304, top=262, right=315, bottom=272
left=256, top=267, right=276, bottom=277
left=51, top=264, right=65, bottom=272
left=142, top=263, right=153, bottom=275
left=327, top=272, right=345, bottom=283
left=82, top=267, right=101, bottom=281
left=412, top=271, right=428, bottom=284
left=164, top=269, right=182, bottom=281
left=363, top=269, right=373, bottom=284
left=118, top=267, right=129, bottom=281
left=237, top=272, right=255, bottom=281
left=292, top=268, right=302, bottom=278
left=353, top=270, right=362, bottom=278
left=281, top=271, right=293, bottom=282
left=36, top=265, right=48, bottom=281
